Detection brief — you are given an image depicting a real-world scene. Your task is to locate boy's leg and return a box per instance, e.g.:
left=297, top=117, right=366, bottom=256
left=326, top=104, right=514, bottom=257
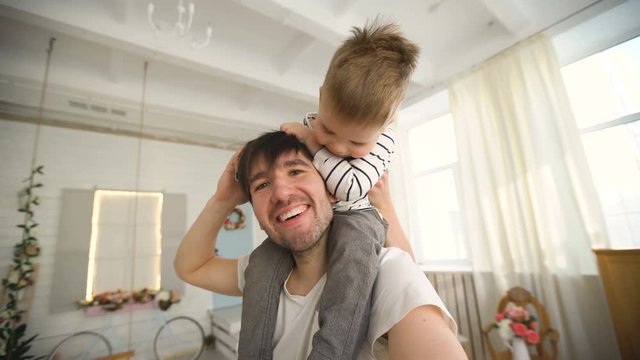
left=238, top=238, right=293, bottom=360
left=309, top=209, right=387, bottom=360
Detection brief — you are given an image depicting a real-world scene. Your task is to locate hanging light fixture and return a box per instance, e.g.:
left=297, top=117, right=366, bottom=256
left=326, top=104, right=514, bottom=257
left=147, top=0, right=212, bottom=49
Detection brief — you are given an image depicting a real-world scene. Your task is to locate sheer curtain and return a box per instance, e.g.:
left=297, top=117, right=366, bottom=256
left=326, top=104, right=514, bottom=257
left=449, top=35, right=618, bottom=359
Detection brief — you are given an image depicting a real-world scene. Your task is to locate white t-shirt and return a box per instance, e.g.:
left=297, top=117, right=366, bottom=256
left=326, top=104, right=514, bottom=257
left=237, top=247, right=457, bottom=359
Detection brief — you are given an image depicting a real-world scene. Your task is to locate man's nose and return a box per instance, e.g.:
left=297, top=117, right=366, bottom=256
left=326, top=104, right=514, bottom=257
left=270, top=177, right=292, bottom=203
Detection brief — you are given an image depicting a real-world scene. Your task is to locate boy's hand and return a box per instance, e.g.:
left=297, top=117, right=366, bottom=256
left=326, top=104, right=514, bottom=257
left=281, top=122, right=321, bottom=154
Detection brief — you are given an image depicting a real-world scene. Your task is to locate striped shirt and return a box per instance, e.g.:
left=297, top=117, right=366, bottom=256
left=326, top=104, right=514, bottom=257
left=303, top=113, right=395, bottom=212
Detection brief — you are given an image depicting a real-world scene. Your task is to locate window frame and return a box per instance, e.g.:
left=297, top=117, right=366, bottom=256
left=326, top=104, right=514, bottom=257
left=579, top=112, right=640, bottom=135
left=399, top=109, right=472, bottom=271
left=560, top=35, right=640, bottom=249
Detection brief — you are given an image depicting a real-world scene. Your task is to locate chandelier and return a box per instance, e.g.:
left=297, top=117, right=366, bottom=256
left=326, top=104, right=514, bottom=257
left=147, top=0, right=212, bottom=49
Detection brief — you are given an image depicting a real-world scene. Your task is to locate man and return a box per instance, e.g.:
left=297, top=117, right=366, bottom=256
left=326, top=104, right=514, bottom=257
left=174, top=131, right=467, bottom=359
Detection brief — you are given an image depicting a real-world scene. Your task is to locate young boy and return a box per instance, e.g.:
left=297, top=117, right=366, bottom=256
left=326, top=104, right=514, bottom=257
left=238, top=20, right=419, bottom=359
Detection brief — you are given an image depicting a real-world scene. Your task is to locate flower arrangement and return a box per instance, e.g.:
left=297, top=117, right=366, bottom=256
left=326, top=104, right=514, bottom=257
left=156, top=290, right=181, bottom=311
left=77, top=288, right=181, bottom=312
left=223, top=207, right=246, bottom=230
left=494, top=304, right=540, bottom=345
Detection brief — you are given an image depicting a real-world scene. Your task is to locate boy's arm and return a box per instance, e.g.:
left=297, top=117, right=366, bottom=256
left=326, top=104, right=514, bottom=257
left=387, top=305, right=468, bottom=359
left=368, top=172, right=415, bottom=260
left=174, top=150, right=247, bottom=296
left=315, top=128, right=395, bottom=202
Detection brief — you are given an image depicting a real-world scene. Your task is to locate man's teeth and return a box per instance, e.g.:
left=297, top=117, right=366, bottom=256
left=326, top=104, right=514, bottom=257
left=279, top=206, right=305, bottom=221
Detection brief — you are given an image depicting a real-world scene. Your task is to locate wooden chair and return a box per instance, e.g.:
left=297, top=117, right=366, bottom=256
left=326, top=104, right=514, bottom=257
left=483, top=287, right=560, bottom=360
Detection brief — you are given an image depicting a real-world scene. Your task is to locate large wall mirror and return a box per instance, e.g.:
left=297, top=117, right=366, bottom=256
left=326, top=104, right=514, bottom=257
left=0, top=14, right=282, bottom=358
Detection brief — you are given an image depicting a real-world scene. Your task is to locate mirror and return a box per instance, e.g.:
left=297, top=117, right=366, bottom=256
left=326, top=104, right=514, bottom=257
left=0, top=26, right=258, bottom=358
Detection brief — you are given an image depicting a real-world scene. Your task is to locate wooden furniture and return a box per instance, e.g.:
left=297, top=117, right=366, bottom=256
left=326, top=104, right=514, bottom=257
left=209, top=305, right=242, bottom=359
left=594, top=249, right=640, bottom=360
left=94, top=350, right=135, bottom=360
left=483, top=287, right=559, bottom=360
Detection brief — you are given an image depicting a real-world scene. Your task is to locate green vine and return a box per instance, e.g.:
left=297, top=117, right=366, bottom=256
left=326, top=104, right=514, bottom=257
left=0, top=165, right=44, bottom=359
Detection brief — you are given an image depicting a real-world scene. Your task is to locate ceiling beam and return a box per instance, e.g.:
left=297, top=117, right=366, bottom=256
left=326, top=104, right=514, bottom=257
left=107, top=49, right=124, bottom=84
left=0, top=3, right=318, bottom=104
left=234, top=0, right=354, bottom=46
left=0, top=73, right=270, bottom=130
left=109, top=0, right=130, bottom=24
left=478, top=0, right=530, bottom=35
left=236, top=85, right=259, bottom=111
left=274, top=33, right=315, bottom=75
left=333, top=0, right=361, bottom=17
left=235, top=0, right=429, bottom=97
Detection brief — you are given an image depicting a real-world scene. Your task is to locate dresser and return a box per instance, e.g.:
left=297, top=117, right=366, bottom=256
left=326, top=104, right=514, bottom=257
left=593, top=249, right=640, bottom=359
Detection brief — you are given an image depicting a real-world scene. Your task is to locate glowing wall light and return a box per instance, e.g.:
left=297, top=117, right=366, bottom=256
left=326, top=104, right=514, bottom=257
left=85, top=190, right=163, bottom=301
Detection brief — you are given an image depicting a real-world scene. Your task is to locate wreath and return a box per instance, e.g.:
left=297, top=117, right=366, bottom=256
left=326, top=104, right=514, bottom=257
left=224, top=207, right=246, bottom=230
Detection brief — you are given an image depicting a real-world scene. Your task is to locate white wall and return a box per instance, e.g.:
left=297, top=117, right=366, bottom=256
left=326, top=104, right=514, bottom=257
left=0, top=119, right=241, bottom=357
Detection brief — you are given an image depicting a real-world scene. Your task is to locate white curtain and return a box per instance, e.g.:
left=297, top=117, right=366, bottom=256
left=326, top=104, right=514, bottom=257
left=449, top=35, right=618, bottom=359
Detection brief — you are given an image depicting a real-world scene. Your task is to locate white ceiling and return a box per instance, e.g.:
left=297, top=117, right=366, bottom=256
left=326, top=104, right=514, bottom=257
left=0, top=0, right=636, bottom=149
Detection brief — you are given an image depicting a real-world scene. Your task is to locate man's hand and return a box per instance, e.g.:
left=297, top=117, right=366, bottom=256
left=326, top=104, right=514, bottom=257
left=213, top=149, right=249, bottom=207
left=280, top=122, right=321, bottom=154
left=368, top=172, right=394, bottom=214
left=174, top=149, right=248, bottom=296
left=369, top=172, right=415, bottom=260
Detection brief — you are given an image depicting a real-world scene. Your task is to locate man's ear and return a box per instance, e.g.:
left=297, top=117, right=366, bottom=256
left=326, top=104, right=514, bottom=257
left=328, top=193, right=337, bottom=204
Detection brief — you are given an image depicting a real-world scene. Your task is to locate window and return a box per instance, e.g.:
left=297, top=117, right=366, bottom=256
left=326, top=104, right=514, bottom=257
left=86, top=190, right=164, bottom=300
left=561, top=36, right=640, bottom=248
left=403, top=113, right=469, bottom=268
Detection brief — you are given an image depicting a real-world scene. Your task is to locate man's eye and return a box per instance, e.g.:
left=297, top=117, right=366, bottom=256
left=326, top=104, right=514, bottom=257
left=254, top=182, right=269, bottom=191
left=290, top=169, right=303, bottom=176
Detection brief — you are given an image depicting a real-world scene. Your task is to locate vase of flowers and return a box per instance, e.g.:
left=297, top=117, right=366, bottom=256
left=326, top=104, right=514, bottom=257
left=157, top=290, right=181, bottom=311
left=494, top=304, right=540, bottom=360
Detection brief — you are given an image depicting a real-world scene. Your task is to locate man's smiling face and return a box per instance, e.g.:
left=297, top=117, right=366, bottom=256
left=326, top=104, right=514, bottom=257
left=248, top=150, right=333, bottom=253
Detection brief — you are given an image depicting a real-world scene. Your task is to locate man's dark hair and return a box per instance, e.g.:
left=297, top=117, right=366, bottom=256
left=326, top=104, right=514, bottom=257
left=236, top=131, right=313, bottom=200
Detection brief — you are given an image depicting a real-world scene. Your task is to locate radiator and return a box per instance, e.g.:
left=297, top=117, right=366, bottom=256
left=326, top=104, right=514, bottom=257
left=425, top=271, right=485, bottom=360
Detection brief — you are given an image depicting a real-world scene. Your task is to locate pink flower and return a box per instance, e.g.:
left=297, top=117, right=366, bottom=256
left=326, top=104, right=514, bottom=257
left=511, top=322, right=528, bottom=337
left=494, top=305, right=539, bottom=342
left=25, top=246, right=40, bottom=256
left=526, top=330, right=540, bottom=344
left=508, top=307, right=527, bottom=321
left=18, top=277, right=33, bottom=288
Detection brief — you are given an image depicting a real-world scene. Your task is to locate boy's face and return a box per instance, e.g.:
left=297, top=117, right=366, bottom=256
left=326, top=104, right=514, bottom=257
left=313, top=89, right=390, bottom=158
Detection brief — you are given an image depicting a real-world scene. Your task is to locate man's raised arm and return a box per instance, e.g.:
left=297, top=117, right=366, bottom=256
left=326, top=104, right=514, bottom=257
left=174, top=150, right=248, bottom=296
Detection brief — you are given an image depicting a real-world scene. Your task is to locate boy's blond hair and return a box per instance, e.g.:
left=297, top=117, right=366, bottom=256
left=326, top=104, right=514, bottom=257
left=323, top=20, right=420, bottom=128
